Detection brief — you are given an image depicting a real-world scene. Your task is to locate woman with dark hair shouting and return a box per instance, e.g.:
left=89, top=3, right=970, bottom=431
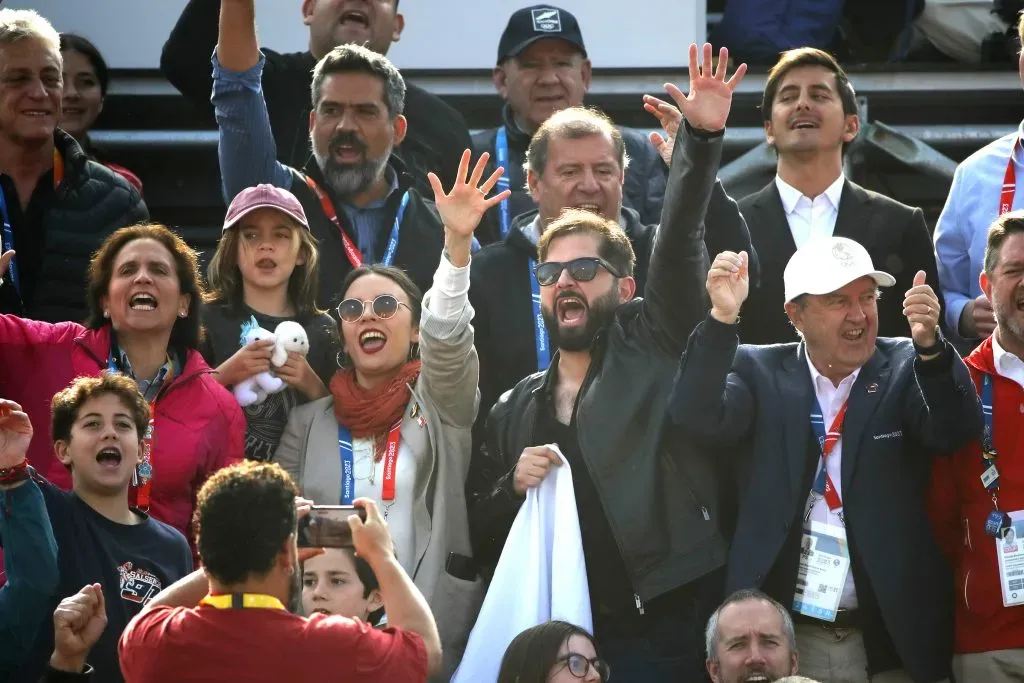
left=275, top=150, right=508, bottom=679
left=0, top=223, right=245, bottom=549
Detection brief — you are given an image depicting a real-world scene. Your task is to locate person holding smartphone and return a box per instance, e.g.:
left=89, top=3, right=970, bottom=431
left=274, top=151, right=506, bottom=678
left=118, top=461, right=440, bottom=682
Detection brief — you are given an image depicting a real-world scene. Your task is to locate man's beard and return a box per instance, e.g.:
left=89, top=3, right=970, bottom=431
left=993, top=290, right=1024, bottom=347
left=311, top=131, right=391, bottom=197
left=542, top=286, right=620, bottom=352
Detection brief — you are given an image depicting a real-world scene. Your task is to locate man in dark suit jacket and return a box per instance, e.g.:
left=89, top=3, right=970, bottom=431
left=738, top=47, right=939, bottom=345
left=669, top=236, right=980, bottom=683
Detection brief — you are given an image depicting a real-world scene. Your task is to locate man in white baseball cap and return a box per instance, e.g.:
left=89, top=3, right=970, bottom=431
left=668, top=238, right=980, bottom=683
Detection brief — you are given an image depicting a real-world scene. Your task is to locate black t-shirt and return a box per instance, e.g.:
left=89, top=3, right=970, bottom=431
left=15, top=478, right=192, bottom=683
left=538, top=408, right=638, bottom=618
left=201, top=302, right=340, bottom=461
left=0, top=171, right=55, bottom=315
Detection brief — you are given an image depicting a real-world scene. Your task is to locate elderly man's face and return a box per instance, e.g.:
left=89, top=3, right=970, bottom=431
left=0, top=37, right=62, bottom=146
left=494, top=39, right=590, bottom=133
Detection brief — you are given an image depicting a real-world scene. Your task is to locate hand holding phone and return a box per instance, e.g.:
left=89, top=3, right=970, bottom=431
left=297, top=505, right=367, bottom=548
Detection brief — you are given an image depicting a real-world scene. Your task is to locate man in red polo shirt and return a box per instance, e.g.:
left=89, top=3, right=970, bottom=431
left=931, top=210, right=1024, bottom=682
left=118, top=462, right=440, bottom=682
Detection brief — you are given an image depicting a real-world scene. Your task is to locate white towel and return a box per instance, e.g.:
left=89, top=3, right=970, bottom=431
left=451, top=445, right=592, bottom=682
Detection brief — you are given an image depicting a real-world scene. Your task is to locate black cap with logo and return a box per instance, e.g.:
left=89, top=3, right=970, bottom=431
left=496, top=5, right=587, bottom=64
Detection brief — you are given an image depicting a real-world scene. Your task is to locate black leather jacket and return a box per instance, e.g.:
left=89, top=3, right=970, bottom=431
left=467, top=126, right=745, bottom=604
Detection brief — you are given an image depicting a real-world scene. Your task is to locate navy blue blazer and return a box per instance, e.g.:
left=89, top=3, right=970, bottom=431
left=668, top=317, right=982, bottom=683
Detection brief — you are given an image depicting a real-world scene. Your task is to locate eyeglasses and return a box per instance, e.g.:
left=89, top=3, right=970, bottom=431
left=336, top=294, right=411, bottom=323
left=533, top=258, right=623, bottom=287
left=555, top=653, right=611, bottom=681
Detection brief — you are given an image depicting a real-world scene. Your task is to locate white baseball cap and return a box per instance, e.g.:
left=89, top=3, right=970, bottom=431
left=783, top=236, right=895, bottom=303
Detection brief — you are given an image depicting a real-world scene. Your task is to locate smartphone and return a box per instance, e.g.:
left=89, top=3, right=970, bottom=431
left=297, top=505, right=366, bottom=548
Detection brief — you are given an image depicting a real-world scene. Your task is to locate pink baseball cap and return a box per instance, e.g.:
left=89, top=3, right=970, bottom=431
left=222, top=184, right=310, bottom=233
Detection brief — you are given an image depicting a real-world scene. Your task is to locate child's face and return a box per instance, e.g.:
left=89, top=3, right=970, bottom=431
left=235, top=209, right=306, bottom=293
left=55, top=393, right=143, bottom=496
left=301, top=548, right=382, bottom=620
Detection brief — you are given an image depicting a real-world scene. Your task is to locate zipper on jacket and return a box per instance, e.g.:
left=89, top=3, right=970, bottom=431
left=634, top=594, right=645, bottom=615
left=963, top=568, right=971, bottom=610
left=964, top=516, right=972, bottom=551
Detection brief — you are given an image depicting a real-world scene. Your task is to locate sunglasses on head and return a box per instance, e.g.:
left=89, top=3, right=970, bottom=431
left=557, top=653, right=611, bottom=681
left=533, top=257, right=623, bottom=287
left=336, top=294, right=411, bottom=323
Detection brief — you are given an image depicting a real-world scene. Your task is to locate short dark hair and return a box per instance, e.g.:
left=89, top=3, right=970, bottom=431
left=761, top=47, right=858, bottom=122
left=705, top=589, right=796, bottom=662
left=525, top=106, right=628, bottom=179
left=497, top=621, right=601, bottom=683
left=85, top=223, right=207, bottom=350
left=51, top=372, right=150, bottom=445
left=537, top=208, right=636, bottom=277
left=59, top=33, right=108, bottom=96
left=311, top=43, right=406, bottom=118
left=195, top=462, right=298, bottom=585
left=984, top=210, right=1024, bottom=275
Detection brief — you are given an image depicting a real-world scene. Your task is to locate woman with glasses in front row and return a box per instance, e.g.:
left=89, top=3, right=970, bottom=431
left=499, top=621, right=611, bottom=683
left=274, top=151, right=509, bottom=681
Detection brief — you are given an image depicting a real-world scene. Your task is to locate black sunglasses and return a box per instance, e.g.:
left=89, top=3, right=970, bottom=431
left=556, top=653, right=611, bottom=681
left=534, top=257, right=623, bottom=287
left=336, top=294, right=411, bottom=323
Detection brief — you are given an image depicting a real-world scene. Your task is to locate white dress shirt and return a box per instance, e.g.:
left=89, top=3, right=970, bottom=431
left=352, top=254, right=470, bottom=569
left=992, top=333, right=1024, bottom=390
left=804, top=354, right=860, bottom=608
left=775, top=174, right=846, bottom=249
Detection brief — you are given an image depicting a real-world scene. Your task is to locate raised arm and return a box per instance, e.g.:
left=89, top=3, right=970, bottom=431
left=213, top=0, right=293, bottom=200
left=642, top=44, right=746, bottom=355
left=668, top=251, right=755, bottom=446
left=419, top=151, right=510, bottom=429
left=0, top=400, right=59, bottom=668
left=161, top=0, right=222, bottom=112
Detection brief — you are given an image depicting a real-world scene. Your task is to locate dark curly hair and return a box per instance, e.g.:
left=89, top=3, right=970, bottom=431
left=195, top=462, right=298, bottom=585
left=50, top=371, right=150, bottom=445
left=85, top=223, right=206, bottom=349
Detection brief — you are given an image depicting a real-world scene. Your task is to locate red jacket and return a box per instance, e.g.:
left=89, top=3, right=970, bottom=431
left=0, top=315, right=245, bottom=546
left=929, top=336, right=1024, bottom=653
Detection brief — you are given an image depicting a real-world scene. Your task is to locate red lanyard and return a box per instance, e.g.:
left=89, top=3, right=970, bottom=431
left=381, top=421, right=402, bottom=502
left=811, top=399, right=849, bottom=513
left=1001, top=138, right=1020, bottom=215
left=128, top=358, right=174, bottom=512
left=53, top=148, right=63, bottom=188
left=303, top=174, right=363, bottom=269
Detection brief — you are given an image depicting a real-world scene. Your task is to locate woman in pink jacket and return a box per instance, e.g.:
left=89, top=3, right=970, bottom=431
left=0, top=223, right=244, bottom=551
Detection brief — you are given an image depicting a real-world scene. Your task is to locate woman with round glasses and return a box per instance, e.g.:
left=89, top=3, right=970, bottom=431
left=275, top=151, right=509, bottom=679
left=498, top=621, right=611, bottom=683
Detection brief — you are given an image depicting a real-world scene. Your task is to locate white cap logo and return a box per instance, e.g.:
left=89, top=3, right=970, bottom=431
left=832, top=242, right=855, bottom=267
left=532, top=8, right=562, bottom=32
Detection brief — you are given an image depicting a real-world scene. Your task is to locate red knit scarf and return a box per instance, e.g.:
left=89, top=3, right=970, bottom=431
left=330, top=360, right=422, bottom=461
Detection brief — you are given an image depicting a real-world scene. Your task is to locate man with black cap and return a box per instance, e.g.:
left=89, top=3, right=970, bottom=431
left=472, top=5, right=667, bottom=236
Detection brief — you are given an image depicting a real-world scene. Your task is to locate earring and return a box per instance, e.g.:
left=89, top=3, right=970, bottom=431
left=336, top=350, right=349, bottom=369
left=103, top=310, right=109, bottom=318
left=179, top=311, right=187, bottom=318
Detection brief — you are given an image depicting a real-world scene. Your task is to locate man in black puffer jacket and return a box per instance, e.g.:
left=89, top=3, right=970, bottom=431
left=472, top=5, right=667, bottom=241
left=0, top=9, right=147, bottom=324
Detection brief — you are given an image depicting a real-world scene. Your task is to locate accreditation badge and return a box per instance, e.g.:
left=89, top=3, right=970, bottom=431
left=996, top=511, right=1024, bottom=607
left=792, top=521, right=851, bottom=622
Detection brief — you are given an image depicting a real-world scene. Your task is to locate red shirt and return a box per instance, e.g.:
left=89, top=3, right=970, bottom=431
left=118, top=605, right=428, bottom=682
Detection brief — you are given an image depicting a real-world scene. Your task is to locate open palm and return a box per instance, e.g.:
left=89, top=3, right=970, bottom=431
left=664, top=43, right=747, bottom=133
left=0, top=399, right=33, bottom=469
left=428, top=150, right=511, bottom=238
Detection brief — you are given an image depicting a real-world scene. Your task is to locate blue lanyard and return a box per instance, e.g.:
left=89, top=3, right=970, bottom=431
left=0, top=186, right=21, bottom=302
left=809, top=398, right=828, bottom=495
left=981, top=373, right=999, bottom=491
left=381, top=191, right=410, bottom=267
left=495, top=127, right=511, bottom=238
left=337, top=425, right=355, bottom=505
left=529, top=259, right=550, bottom=371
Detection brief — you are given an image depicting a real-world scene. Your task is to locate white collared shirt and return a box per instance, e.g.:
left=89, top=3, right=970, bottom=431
left=804, top=354, right=860, bottom=608
left=775, top=174, right=845, bottom=249
left=992, top=333, right=1024, bottom=390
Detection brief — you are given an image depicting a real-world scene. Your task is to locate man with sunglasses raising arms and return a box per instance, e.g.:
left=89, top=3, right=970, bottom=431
left=467, top=44, right=748, bottom=682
